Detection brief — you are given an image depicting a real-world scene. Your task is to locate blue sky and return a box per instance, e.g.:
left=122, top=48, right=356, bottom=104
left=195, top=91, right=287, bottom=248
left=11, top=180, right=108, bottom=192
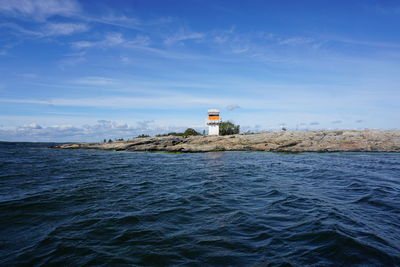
left=0, top=0, right=400, bottom=141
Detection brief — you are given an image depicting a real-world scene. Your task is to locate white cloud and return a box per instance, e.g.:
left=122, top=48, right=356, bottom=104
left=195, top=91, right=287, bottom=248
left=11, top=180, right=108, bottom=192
left=58, top=51, right=86, bottom=69
left=74, top=76, right=117, bottom=86
left=0, top=0, right=80, bottom=21
left=0, top=21, right=88, bottom=56
left=99, top=14, right=140, bottom=25
left=0, top=22, right=88, bottom=58
left=71, top=32, right=150, bottom=50
left=120, top=56, right=130, bottom=64
left=0, top=85, right=389, bottom=111
left=0, top=95, right=227, bottom=109
left=0, top=22, right=42, bottom=37
left=279, top=37, right=315, bottom=46
left=213, top=35, right=229, bottom=44
left=226, top=104, right=241, bottom=111
left=76, top=13, right=171, bottom=32
left=0, top=120, right=188, bottom=142
left=76, top=14, right=142, bottom=31
left=24, top=122, right=42, bottom=129
left=103, top=32, right=125, bottom=46
left=71, top=41, right=94, bottom=49
left=164, top=28, right=204, bottom=45
left=43, top=23, right=88, bottom=36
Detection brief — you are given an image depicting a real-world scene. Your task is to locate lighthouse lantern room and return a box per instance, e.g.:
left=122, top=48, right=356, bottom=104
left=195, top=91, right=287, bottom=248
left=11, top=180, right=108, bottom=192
left=207, top=109, right=221, bottom=135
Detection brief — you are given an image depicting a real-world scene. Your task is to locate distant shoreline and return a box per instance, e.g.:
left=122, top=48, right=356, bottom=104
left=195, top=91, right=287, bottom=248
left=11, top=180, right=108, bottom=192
left=51, top=129, right=400, bottom=153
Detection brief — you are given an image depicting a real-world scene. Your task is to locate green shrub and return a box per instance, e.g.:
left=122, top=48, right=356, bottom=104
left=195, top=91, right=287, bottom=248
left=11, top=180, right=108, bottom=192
left=219, top=121, right=240, bottom=136
left=183, top=128, right=200, bottom=137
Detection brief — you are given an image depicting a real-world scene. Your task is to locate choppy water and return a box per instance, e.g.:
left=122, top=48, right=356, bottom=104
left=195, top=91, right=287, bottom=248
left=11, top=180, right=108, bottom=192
left=0, top=143, right=400, bottom=266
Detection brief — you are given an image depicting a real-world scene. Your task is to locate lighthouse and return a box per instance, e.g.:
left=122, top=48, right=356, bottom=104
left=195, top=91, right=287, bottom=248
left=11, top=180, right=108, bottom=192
left=207, top=109, right=221, bottom=135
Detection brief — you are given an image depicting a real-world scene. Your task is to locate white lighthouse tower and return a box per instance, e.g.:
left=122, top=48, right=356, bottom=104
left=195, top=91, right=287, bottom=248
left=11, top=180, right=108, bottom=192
left=207, top=109, right=221, bottom=135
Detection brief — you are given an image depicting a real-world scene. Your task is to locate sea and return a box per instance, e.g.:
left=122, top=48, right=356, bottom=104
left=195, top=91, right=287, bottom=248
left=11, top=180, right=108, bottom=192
left=0, top=142, right=399, bottom=266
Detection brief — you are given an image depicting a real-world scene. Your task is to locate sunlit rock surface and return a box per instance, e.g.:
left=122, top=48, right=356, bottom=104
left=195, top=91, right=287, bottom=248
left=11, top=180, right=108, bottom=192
left=52, top=130, right=400, bottom=152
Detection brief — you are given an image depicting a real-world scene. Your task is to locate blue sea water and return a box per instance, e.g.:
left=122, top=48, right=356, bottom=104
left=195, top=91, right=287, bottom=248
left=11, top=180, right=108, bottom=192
left=0, top=142, right=399, bottom=266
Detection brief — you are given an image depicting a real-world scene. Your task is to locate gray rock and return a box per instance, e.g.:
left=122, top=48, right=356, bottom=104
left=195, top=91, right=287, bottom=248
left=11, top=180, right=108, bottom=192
left=51, top=130, right=400, bottom=153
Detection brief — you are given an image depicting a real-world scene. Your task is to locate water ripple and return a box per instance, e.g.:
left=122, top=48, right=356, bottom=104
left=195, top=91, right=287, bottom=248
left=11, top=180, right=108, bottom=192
left=1, top=145, right=400, bottom=266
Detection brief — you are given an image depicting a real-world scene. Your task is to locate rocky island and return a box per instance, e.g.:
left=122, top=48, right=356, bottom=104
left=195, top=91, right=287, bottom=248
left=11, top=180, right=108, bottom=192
left=52, top=129, right=400, bottom=153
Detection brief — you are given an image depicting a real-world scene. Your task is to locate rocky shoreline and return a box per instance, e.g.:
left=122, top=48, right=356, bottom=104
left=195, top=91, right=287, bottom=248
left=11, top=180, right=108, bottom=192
left=51, top=130, right=400, bottom=153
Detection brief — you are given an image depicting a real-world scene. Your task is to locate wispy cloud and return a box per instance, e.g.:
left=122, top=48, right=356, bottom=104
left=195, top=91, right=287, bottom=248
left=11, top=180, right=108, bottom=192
left=0, top=82, right=392, bottom=111
left=119, top=56, right=130, bottom=64
left=0, top=22, right=43, bottom=37
left=96, top=14, right=140, bottom=25
left=0, top=95, right=222, bottom=109
left=71, top=32, right=150, bottom=49
left=0, top=0, right=143, bottom=33
left=74, top=76, right=117, bottom=86
left=209, top=30, right=312, bottom=61
left=76, top=14, right=143, bottom=31
left=164, top=28, right=205, bottom=45
left=69, top=31, right=217, bottom=61
left=58, top=51, right=86, bottom=69
left=0, top=0, right=80, bottom=21
left=226, top=104, right=241, bottom=111
left=278, top=37, right=315, bottom=46
left=43, top=23, right=88, bottom=36
left=70, top=41, right=93, bottom=49
left=0, top=22, right=88, bottom=38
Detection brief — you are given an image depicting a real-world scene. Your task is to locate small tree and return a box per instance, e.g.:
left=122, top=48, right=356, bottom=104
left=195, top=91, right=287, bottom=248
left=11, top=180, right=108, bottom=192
left=183, top=128, right=200, bottom=137
left=137, top=134, right=150, bottom=138
left=219, top=121, right=240, bottom=136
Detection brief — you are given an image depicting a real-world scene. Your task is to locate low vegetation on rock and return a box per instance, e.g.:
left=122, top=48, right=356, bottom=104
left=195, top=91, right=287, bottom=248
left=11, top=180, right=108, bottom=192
left=136, top=134, right=150, bottom=138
